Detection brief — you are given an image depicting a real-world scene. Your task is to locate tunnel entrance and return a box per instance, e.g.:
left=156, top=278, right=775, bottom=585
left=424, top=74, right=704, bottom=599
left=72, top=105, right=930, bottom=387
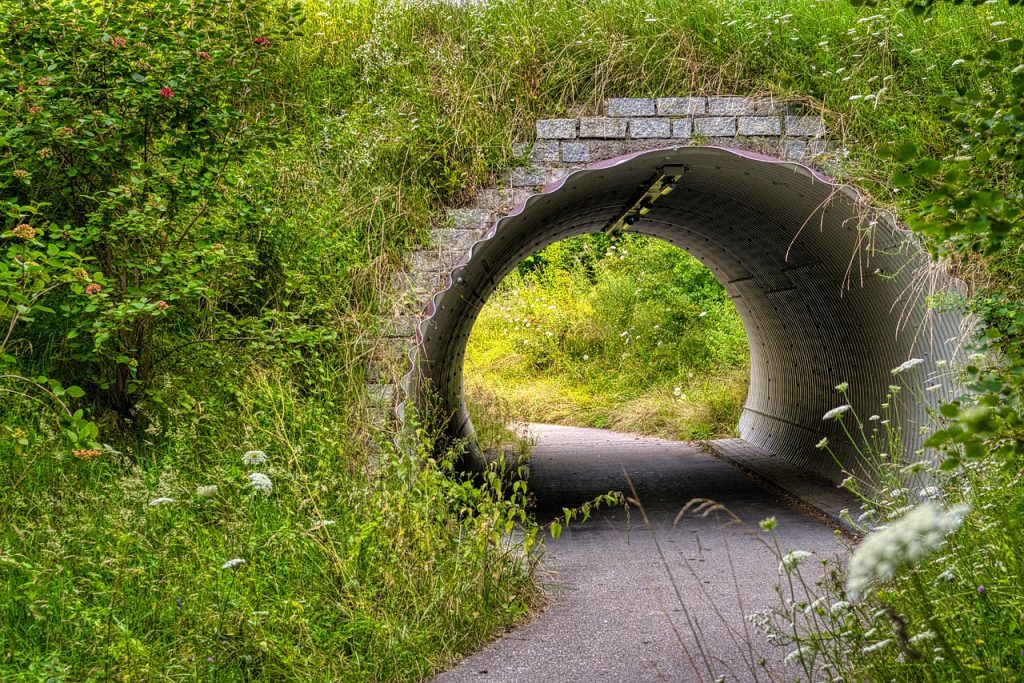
left=463, top=232, right=751, bottom=445
left=409, top=146, right=964, bottom=481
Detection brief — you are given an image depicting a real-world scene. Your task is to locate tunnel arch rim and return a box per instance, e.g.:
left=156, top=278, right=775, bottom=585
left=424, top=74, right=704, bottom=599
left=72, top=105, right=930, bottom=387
left=401, top=145, right=965, bottom=479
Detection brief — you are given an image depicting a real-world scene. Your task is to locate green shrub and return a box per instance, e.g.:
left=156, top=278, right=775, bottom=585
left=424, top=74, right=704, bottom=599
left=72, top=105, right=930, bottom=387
left=0, top=0, right=309, bottom=431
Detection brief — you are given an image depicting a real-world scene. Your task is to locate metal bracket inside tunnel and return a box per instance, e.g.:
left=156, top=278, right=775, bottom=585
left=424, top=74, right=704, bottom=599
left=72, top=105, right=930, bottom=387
left=601, top=166, right=684, bottom=236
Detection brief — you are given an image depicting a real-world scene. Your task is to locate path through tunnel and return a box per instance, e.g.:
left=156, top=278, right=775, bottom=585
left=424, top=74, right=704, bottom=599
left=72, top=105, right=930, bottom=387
left=410, top=146, right=965, bottom=482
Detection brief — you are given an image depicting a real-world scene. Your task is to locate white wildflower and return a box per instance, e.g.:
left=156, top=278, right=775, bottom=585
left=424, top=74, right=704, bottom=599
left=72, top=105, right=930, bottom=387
left=830, top=600, right=851, bottom=615
left=846, top=502, right=970, bottom=600
left=806, top=597, right=827, bottom=614
left=823, top=405, right=851, bottom=420
left=835, top=382, right=849, bottom=392
left=779, top=550, right=812, bottom=574
left=196, top=485, right=218, bottom=499
left=784, top=645, right=812, bottom=665
left=242, top=449, right=268, bottom=466
left=909, top=630, right=935, bottom=644
left=863, top=639, right=891, bottom=654
left=221, top=558, right=246, bottom=570
left=938, top=569, right=955, bottom=581
left=891, top=358, right=924, bottom=374
left=247, top=472, right=273, bottom=494
left=869, top=414, right=880, bottom=421
left=148, top=497, right=175, bottom=507
left=951, top=59, right=966, bottom=67
left=815, top=437, right=829, bottom=449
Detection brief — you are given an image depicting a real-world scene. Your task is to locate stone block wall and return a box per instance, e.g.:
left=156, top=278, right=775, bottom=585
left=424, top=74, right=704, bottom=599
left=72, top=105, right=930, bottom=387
left=370, top=96, right=829, bottom=409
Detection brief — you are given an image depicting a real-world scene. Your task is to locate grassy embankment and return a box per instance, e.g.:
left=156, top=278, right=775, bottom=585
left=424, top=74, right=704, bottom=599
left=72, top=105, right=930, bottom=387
left=2, top=0, right=1023, bottom=680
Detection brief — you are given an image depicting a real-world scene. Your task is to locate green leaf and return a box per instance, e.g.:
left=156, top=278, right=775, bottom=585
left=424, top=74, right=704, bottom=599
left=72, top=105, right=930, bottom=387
left=131, top=73, right=146, bottom=83
left=66, top=386, right=85, bottom=398
left=940, top=456, right=961, bottom=472
left=914, top=158, right=941, bottom=176
left=893, top=171, right=915, bottom=188
left=895, top=142, right=918, bottom=162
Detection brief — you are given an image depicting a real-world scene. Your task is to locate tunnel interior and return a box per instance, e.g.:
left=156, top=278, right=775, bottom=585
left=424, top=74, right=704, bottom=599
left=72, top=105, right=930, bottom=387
left=410, top=147, right=965, bottom=481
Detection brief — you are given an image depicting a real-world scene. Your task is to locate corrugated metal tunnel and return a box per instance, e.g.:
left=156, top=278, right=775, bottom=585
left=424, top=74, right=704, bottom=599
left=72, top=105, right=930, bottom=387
left=410, top=146, right=965, bottom=481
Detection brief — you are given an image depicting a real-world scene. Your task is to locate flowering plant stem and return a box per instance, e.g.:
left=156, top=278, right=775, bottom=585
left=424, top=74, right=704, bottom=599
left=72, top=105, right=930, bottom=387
left=911, top=573, right=967, bottom=679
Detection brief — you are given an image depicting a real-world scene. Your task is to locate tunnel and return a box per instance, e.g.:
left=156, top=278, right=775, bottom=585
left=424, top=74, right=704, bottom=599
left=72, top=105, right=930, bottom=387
left=407, top=146, right=966, bottom=481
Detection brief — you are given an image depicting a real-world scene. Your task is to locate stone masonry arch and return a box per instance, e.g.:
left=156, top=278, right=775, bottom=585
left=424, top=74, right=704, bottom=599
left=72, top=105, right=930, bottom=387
left=377, top=96, right=966, bottom=482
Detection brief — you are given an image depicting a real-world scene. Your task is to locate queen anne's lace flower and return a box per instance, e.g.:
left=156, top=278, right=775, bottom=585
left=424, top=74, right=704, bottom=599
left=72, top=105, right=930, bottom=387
left=148, top=497, right=175, bottom=506
left=242, top=449, right=267, bottom=466
left=829, top=600, right=850, bottom=615
left=846, top=502, right=970, bottom=600
left=779, top=550, right=813, bottom=574
left=863, top=639, right=891, bottom=654
left=196, top=485, right=218, bottom=499
left=247, top=472, right=272, bottom=494
left=784, top=645, right=812, bottom=666
left=891, top=358, right=924, bottom=374
left=221, top=558, right=246, bottom=570
left=823, top=405, right=851, bottom=420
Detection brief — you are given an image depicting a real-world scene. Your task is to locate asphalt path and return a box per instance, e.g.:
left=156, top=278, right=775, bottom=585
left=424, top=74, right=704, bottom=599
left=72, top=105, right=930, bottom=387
left=434, top=424, right=847, bottom=683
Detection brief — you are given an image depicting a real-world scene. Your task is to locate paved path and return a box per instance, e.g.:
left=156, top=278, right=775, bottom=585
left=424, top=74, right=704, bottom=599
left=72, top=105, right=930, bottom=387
left=434, top=424, right=847, bottom=683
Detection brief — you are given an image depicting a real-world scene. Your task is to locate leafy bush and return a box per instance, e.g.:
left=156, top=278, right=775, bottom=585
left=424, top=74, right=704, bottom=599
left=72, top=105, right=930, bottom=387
left=0, top=0, right=308, bottom=432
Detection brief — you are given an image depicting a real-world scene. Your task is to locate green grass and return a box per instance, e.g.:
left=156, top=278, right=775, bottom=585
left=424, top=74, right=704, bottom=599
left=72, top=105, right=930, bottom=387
left=465, top=234, right=750, bottom=440
left=3, top=0, right=1024, bottom=679
left=1, top=367, right=537, bottom=681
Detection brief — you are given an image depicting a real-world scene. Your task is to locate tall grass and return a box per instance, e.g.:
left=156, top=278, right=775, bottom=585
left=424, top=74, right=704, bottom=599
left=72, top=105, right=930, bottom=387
left=754, top=366, right=1024, bottom=680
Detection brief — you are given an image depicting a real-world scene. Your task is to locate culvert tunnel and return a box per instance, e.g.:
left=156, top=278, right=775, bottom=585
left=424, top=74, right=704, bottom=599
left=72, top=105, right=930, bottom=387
left=408, top=146, right=966, bottom=482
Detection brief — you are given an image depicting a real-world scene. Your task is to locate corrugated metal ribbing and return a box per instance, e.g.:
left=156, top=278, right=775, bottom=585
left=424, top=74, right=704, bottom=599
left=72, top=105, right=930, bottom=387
left=409, top=147, right=966, bottom=481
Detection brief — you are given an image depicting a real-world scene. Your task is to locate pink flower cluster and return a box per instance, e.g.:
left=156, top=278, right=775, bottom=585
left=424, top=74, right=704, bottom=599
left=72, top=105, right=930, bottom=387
left=252, top=36, right=270, bottom=47
left=158, top=87, right=174, bottom=99
left=85, top=283, right=103, bottom=295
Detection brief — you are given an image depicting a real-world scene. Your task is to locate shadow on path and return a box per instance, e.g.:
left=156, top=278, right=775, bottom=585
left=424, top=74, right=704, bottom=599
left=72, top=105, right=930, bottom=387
left=435, top=424, right=846, bottom=683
